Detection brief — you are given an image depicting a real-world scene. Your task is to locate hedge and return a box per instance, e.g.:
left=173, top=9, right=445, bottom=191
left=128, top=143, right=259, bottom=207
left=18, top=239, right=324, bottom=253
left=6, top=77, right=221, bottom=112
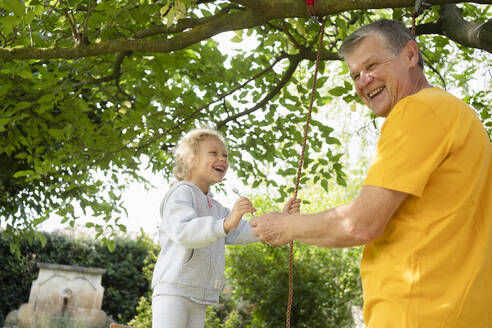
left=0, top=230, right=156, bottom=326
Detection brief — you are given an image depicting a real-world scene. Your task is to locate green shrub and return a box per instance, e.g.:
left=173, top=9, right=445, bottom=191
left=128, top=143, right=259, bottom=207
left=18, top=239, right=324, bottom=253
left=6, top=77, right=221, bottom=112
left=222, top=243, right=362, bottom=327
left=128, top=242, right=362, bottom=328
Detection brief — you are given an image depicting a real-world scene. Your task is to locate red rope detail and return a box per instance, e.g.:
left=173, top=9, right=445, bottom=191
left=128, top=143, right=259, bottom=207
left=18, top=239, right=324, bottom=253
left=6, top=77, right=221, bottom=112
left=306, top=0, right=317, bottom=17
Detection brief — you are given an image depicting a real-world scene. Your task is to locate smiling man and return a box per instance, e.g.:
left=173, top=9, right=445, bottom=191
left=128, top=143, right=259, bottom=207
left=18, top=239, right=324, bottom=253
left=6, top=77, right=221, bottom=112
left=250, top=19, right=492, bottom=327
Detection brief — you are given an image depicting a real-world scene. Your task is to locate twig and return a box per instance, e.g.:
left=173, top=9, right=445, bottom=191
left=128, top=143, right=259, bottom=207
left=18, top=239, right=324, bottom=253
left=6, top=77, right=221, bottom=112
left=81, top=0, right=94, bottom=39
left=281, top=20, right=304, bottom=50
left=62, top=8, right=80, bottom=43
left=216, top=55, right=302, bottom=129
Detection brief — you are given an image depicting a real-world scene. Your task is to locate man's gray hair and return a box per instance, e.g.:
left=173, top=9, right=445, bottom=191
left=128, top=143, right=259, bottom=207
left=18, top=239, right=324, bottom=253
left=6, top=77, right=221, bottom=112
left=338, top=19, right=424, bottom=69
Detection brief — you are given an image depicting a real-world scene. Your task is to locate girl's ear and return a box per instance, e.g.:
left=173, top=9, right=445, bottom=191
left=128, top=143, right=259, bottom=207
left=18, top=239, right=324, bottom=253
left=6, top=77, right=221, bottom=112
left=186, top=155, right=196, bottom=171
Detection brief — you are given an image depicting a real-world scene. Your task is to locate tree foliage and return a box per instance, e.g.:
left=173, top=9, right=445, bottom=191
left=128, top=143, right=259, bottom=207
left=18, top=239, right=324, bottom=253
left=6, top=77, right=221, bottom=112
left=0, top=0, right=490, bottom=241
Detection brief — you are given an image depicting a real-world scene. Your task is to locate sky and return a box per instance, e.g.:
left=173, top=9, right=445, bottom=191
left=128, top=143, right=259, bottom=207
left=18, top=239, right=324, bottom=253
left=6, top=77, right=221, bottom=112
left=38, top=162, right=248, bottom=237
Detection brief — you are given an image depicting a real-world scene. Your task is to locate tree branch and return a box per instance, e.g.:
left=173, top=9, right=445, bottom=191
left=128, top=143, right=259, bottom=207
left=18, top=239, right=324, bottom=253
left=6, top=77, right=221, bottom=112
left=281, top=20, right=305, bottom=49
left=415, top=5, right=491, bottom=53
left=67, top=51, right=130, bottom=89
left=81, top=0, right=95, bottom=39
left=62, top=8, right=80, bottom=44
left=0, top=9, right=266, bottom=59
left=135, top=4, right=241, bottom=38
left=439, top=4, right=491, bottom=52
left=216, top=55, right=302, bottom=129
left=229, top=0, right=273, bottom=11
left=0, top=0, right=490, bottom=59
left=422, top=54, right=447, bottom=89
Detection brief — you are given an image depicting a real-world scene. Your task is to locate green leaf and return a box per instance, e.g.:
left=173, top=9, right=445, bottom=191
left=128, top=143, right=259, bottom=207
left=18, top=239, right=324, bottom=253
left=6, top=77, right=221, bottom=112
left=19, top=70, right=33, bottom=79
left=23, top=9, right=35, bottom=24
left=4, top=0, right=26, bottom=17
left=105, top=238, right=116, bottom=252
left=0, top=15, right=20, bottom=28
left=231, top=29, right=243, bottom=43
left=38, top=93, right=54, bottom=104
left=284, top=168, right=297, bottom=176
left=321, top=179, right=328, bottom=192
left=160, top=4, right=169, bottom=16
left=325, top=136, right=341, bottom=145
left=231, top=35, right=243, bottom=43
left=175, top=1, right=186, bottom=16
left=336, top=175, right=347, bottom=187
left=166, top=7, right=175, bottom=27
left=328, top=86, right=346, bottom=96
left=14, top=101, right=31, bottom=111
left=12, top=170, right=34, bottom=178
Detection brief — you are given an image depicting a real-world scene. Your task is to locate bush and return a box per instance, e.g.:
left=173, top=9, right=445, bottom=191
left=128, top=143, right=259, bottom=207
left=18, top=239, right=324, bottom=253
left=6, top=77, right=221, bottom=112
left=0, top=230, right=156, bottom=326
left=222, top=243, right=362, bottom=327
left=128, top=243, right=362, bottom=328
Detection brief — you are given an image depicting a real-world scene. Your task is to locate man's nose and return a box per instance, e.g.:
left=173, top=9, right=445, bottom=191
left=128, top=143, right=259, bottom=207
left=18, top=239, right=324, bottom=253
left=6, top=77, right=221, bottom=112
left=357, top=71, right=373, bottom=88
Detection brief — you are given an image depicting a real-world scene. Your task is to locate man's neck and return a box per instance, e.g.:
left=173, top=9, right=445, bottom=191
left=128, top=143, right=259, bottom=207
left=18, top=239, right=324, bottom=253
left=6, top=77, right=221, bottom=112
left=408, top=69, right=432, bottom=95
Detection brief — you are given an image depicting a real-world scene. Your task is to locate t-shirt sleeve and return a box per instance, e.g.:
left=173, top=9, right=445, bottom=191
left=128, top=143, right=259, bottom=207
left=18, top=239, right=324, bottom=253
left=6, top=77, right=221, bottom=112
left=363, top=98, right=450, bottom=197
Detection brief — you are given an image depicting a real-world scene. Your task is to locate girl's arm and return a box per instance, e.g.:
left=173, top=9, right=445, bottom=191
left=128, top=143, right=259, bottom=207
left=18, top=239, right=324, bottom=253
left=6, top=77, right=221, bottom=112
left=162, top=186, right=226, bottom=249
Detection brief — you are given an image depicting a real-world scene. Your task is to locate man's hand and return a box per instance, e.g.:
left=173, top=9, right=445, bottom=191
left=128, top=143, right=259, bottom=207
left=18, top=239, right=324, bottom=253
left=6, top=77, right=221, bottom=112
left=250, top=212, right=291, bottom=246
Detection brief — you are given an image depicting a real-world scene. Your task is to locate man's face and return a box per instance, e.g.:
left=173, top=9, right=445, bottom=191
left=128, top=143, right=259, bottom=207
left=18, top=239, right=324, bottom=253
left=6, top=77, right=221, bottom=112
left=346, top=34, right=410, bottom=117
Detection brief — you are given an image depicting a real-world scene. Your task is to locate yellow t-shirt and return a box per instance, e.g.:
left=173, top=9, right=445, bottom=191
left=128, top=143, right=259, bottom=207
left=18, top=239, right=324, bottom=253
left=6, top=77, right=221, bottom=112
left=362, top=87, right=492, bottom=327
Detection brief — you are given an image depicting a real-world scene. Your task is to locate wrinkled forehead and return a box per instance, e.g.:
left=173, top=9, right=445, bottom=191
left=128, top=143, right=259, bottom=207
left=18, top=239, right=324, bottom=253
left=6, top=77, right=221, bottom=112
left=345, top=35, right=393, bottom=72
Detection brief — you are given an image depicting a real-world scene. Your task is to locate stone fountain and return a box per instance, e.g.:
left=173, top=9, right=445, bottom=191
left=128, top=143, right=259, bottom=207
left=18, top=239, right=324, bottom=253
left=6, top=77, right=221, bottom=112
left=4, top=262, right=110, bottom=328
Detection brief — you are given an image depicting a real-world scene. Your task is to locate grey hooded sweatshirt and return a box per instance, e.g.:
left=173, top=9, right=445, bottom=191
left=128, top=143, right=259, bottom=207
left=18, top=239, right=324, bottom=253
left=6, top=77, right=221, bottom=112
left=151, top=181, right=259, bottom=304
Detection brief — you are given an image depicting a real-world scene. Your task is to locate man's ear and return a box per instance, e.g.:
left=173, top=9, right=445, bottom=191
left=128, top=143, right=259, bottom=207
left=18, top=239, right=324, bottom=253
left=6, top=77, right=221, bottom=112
left=402, top=41, right=420, bottom=68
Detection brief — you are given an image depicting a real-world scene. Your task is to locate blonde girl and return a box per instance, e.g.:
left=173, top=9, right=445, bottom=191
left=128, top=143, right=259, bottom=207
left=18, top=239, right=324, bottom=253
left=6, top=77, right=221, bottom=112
left=151, top=128, right=258, bottom=328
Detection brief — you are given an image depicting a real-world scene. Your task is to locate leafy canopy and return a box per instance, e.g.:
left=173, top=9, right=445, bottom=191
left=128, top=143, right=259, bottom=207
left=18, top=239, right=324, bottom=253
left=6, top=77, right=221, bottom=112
left=0, top=0, right=490, bottom=245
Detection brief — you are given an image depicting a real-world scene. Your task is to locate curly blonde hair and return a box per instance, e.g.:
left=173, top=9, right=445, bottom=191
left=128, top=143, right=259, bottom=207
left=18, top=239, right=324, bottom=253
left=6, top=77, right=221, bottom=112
left=173, top=127, right=227, bottom=181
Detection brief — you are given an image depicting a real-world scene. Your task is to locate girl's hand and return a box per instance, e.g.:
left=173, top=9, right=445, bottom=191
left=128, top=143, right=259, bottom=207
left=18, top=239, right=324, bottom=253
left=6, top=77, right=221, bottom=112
left=282, top=197, right=301, bottom=215
left=224, top=197, right=256, bottom=232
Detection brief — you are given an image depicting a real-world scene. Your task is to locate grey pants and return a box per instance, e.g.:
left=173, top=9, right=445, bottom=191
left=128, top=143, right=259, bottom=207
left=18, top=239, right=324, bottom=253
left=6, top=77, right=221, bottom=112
left=152, top=295, right=208, bottom=328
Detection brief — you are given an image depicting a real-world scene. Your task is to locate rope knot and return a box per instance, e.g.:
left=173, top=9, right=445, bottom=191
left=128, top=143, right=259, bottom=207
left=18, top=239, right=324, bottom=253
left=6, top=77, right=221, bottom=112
left=306, top=0, right=319, bottom=21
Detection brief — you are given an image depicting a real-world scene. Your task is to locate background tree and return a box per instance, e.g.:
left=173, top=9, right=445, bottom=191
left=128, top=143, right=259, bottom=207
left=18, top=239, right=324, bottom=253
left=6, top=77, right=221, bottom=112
left=0, top=0, right=490, bottom=245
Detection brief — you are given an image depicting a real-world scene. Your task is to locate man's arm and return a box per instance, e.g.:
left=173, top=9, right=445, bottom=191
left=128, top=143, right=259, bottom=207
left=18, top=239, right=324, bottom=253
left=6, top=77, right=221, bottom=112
left=250, top=186, right=407, bottom=247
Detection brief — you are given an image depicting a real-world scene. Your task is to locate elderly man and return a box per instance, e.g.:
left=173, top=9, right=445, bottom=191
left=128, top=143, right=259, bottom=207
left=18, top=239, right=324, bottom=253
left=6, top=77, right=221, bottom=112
left=251, top=19, right=492, bottom=327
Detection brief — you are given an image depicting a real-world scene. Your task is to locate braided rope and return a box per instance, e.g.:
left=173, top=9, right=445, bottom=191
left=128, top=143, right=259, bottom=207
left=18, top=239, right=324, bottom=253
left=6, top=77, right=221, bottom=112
left=286, top=18, right=327, bottom=328
left=286, top=4, right=420, bottom=325
left=411, top=10, right=417, bottom=37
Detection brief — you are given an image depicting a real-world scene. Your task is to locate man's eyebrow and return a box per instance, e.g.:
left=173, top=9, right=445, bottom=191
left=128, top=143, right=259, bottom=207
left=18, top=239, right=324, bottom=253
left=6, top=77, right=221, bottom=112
left=359, top=56, right=378, bottom=69
left=349, top=55, right=378, bottom=78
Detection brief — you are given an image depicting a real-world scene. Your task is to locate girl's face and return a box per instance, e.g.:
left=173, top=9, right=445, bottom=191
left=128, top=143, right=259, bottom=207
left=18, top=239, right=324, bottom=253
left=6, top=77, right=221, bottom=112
left=187, top=136, right=229, bottom=193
